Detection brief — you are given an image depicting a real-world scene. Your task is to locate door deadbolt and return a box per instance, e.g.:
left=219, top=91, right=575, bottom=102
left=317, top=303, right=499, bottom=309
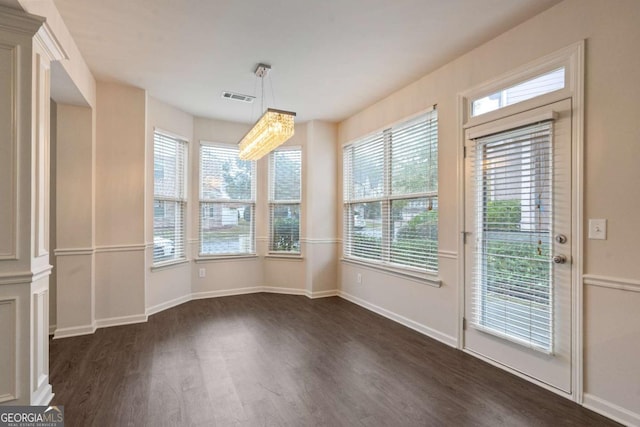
left=555, top=234, right=567, bottom=244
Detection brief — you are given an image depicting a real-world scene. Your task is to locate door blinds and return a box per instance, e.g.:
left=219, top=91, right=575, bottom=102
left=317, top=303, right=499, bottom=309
left=469, top=120, right=554, bottom=352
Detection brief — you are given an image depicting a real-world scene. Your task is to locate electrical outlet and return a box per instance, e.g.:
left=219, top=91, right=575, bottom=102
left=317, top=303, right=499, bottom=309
left=356, top=273, right=362, bottom=284
left=199, top=268, right=206, bottom=278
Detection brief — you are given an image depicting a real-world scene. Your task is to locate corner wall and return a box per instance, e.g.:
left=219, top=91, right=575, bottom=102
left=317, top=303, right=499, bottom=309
left=145, top=96, right=194, bottom=313
left=95, top=81, right=146, bottom=323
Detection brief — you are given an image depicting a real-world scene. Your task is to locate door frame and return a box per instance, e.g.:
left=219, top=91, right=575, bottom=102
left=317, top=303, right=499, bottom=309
left=456, top=41, right=585, bottom=402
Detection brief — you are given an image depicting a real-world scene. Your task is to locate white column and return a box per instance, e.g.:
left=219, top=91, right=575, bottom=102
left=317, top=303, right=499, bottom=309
left=0, top=6, right=66, bottom=406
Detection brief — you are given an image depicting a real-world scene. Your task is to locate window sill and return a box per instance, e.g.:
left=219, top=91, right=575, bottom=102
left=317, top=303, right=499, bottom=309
left=340, top=257, right=441, bottom=288
left=151, top=258, right=189, bottom=272
left=195, top=254, right=259, bottom=263
left=265, top=254, right=304, bottom=261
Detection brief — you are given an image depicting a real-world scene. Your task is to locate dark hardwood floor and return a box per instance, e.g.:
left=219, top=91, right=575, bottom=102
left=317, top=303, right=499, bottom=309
left=50, top=293, right=616, bottom=426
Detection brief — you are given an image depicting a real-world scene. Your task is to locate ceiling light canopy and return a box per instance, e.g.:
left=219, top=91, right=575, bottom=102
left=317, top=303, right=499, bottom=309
left=238, top=63, right=296, bottom=161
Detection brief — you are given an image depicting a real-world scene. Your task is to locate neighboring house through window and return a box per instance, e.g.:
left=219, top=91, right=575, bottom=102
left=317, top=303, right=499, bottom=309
left=200, top=143, right=256, bottom=256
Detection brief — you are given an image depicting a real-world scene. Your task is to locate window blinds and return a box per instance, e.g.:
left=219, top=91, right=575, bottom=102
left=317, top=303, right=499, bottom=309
left=200, top=144, right=256, bottom=255
left=153, top=132, right=187, bottom=263
left=269, top=148, right=302, bottom=253
left=343, top=110, right=438, bottom=272
left=469, top=121, right=553, bottom=352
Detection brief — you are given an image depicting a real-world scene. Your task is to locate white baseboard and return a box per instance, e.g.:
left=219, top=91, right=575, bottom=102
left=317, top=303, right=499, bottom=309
left=49, top=324, right=56, bottom=336
left=146, top=294, right=191, bottom=317
left=191, top=286, right=264, bottom=300
left=263, top=286, right=306, bottom=296
left=338, top=290, right=458, bottom=348
left=583, top=393, right=640, bottom=427
left=95, top=313, right=148, bottom=329
left=53, top=323, right=97, bottom=339
left=306, top=289, right=339, bottom=299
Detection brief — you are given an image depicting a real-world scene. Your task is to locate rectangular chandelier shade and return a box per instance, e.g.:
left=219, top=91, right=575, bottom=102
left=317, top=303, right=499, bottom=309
left=238, top=108, right=296, bottom=160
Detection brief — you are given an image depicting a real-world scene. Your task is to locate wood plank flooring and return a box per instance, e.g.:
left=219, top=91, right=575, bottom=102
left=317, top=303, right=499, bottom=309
left=50, top=293, right=617, bottom=426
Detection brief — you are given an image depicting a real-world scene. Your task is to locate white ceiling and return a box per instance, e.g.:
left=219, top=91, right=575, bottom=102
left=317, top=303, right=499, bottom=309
left=51, top=0, right=561, bottom=123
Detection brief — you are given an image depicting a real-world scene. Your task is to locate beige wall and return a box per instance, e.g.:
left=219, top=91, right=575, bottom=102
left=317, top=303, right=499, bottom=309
left=95, top=81, right=146, bottom=321
left=53, top=103, right=95, bottom=335
left=338, top=0, right=640, bottom=423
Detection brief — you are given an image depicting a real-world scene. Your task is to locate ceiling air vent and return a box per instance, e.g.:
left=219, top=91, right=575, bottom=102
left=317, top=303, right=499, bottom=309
left=221, top=91, right=255, bottom=103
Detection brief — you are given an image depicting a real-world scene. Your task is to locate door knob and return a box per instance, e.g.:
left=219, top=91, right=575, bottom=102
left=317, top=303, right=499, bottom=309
left=552, top=255, right=567, bottom=264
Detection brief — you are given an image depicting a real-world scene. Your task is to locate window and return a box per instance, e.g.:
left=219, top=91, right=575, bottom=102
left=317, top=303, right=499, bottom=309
left=200, top=143, right=256, bottom=256
left=153, top=131, right=187, bottom=263
left=343, top=110, right=438, bottom=272
left=471, top=67, right=565, bottom=117
left=269, top=148, right=302, bottom=253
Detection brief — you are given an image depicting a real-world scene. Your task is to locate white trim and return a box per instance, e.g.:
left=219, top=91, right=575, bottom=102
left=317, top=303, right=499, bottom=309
left=94, top=314, right=148, bottom=329
left=262, top=286, right=306, bottom=296
left=0, top=265, right=52, bottom=285
left=438, top=250, right=458, bottom=260
left=300, top=238, right=340, bottom=244
left=95, top=244, right=146, bottom=253
left=48, top=324, right=56, bottom=335
left=0, top=5, right=44, bottom=35
left=54, top=247, right=94, bottom=256
left=339, top=290, right=457, bottom=348
left=146, top=294, right=191, bottom=317
left=194, top=255, right=259, bottom=263
left=191, top=286, right=264, bottom=300
left=264, top=254, right=304, bottom=261
left=458, top=41, right=585, bottom=403
left=583, top=393, right=640, bottom=427
left=150, top=259, right=189, bottom=271
left=341, top=257, right=441, bottom=287
left=34, top=22, right=68, bottom=62
left=0, top=41, right=18, bottom=261
left=53, top=323, right=97, bottom=339
left=461, top=42, right=582, bottom=128
left=465, top=111, right=558, bottom=138
left=583, top=274, right=640, bottom=293
left=572, top=40, right=586, bottom=405
left=306, top=289, right=339, bottom=299
left=153, top=127, right=190, bottom=144
left=31, top=384, right=53, bottom=406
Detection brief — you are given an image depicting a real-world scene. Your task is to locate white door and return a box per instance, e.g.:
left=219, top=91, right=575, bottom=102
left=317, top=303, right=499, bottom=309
left=464, top=99, right=573, bottom=393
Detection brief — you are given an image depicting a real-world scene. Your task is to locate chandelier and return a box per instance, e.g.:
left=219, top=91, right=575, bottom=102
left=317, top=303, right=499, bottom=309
left=238, top=64, right=296, bottom=160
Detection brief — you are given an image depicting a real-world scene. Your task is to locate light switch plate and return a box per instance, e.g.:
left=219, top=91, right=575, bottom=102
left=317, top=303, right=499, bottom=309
left=588, top=219, right=607, bottom=240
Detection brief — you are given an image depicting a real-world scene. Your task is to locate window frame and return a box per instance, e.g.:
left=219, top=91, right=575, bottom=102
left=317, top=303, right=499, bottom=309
left=198, top=141, right=257, bottom=258
left=152, top=130, right=188, bottom=266
left=342, top=109, right=439, bottom=279
left=268, top=146, right=302, bottom=255
left=462, top=45, right=578, bottom=130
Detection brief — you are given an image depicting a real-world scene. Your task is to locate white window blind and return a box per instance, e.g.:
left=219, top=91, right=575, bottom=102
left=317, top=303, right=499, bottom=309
left=200, top=144, right=255, bottom=256
left=469, top=121, right=553, bottom=352
left=343, top=110, right=438, bottom=272
left=153, top=131, right=187, bottom=263
left=269, top=148, right=302, bottom=253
